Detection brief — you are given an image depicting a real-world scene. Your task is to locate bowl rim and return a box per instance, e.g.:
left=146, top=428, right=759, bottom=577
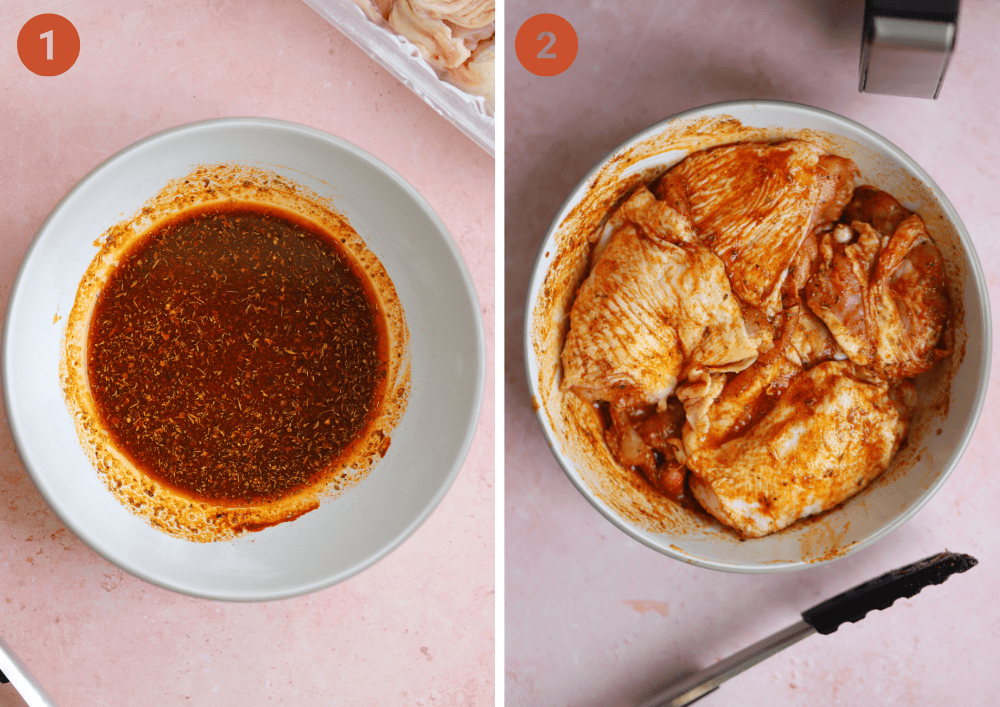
left=2, top=116, right=486, bottom=600
left=523, top=99, right=993, bottom=573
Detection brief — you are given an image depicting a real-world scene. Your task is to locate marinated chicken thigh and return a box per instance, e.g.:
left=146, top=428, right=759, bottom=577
left=655, top=141, right=856, bottom=316
left=841, top=184, right=914, bottom=237
left=681, top=307, right=814, bottom=453
left=562, top=189, right=758, bottom=409
left=561, top=189, right=758, bottom=491
left=804, top=212, right=949, bottom=378
left=686, top=361, right=915, bottom=538
left=559, top=139, right=950, bottom=538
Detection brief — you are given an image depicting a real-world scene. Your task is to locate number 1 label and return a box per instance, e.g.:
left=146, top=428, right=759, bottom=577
left=17, top=14, right=80, bottom=76
left=40, top=30, right=54, bottom=61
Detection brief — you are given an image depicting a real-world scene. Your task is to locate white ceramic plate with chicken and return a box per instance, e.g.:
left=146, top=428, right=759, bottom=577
left=525, top=101, right=990, bottom=572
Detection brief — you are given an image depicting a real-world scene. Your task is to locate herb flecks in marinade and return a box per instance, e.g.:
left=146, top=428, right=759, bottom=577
left=87, top=204, right=387, bottom=505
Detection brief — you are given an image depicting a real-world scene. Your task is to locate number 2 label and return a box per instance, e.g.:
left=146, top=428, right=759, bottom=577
left=515, top=14, right=578, bottom=77
left=537, top=32, right=557, bottom=59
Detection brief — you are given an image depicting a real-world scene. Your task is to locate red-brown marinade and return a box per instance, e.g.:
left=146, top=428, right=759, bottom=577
left=86, top=203, right=389, bottom=506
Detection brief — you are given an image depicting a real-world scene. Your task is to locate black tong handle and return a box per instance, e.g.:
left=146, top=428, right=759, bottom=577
left=802, top=551, right=978, bottom=635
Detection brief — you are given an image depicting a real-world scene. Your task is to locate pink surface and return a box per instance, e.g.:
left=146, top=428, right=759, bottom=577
left=506, top=1, right=998, bottom=706
left=0, top=2, right=493, bottom=706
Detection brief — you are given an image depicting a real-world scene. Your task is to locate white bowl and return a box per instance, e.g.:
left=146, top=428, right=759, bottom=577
left=524, top=101, right=990, bottom=572
left=3, top=118, right=484, bottom=600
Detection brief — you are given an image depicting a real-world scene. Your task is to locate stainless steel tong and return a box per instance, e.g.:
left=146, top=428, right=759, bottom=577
left=637, top=551, right=978, bottom=707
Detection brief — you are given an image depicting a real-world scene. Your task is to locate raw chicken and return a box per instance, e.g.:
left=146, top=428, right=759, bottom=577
left=353, top=0, right=394, bottom=21
left=781, top=230, right=822, bottom=308
left=394, top=0, right=494, bottom=30
left=656, top=141, right=856, bottom=316
left=562, top=189, right=758, bottom=409
left=447, top=39, right=494, bottom=112
left=602, top=399, right=688, bottom=498
left=349, top=0, right=495, bottom=111
left=685, top=361, right=915, bottom=538
left=681, top=307, right=807, bottom=451
left=841, top=184, right=913, bottom=237
left=390, top=0, right=491, bottom=69
left=561, top=189, right=759, bottom=491
left=559, top=140, right=949, bottom=539
left=812, top=156, right=860, bottom=227
left=804, top=213, right=950, bottom=378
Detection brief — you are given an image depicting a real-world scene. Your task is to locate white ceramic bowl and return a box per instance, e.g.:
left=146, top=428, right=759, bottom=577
left=3, top=118, right=484, bottom=600
left=525, top=101, right=990, bottom=572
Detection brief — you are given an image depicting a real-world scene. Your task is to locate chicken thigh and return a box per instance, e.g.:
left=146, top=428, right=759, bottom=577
left=562, top=189, right=758, bottom=408
left=558, top=139, right=948, bottom=539
left=686, top=361, right=915, bottom=538
left=656, top=141, right=856, bottom=316
left=561, top=189, right=759, bottom=492
left=804, top=212, right=949, bottom=379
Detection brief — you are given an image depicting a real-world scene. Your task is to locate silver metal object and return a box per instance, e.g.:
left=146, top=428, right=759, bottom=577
left=859, top=0, right=959, bottom=98
left=635, top=621, right=815, bottom=707
left=0, top=634, right=57, bottom=707
left=634, top=552, right=978, bottom=706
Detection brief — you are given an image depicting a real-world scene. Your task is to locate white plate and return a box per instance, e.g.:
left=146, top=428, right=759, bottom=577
left=3, top=118, right=485, bottom=600
left=525, top=101, right=991, bottom=572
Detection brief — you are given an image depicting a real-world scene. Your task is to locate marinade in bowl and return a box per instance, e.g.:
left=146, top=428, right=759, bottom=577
left=62, top=163, right=410, bottom=542
left=4, top=118, right=484, bottom=599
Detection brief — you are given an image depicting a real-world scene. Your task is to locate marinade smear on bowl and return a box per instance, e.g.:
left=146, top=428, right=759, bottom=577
left=86, top=203, right=390, bottom=505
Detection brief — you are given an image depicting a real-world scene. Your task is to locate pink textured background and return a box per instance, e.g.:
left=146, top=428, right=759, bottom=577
left=506, top=1, right=998, bottom=706
left=0, top=1, right=493, bottom=706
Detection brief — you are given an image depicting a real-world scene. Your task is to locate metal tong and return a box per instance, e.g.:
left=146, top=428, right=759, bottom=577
left=0, top=633, right=58, bottom=707
left=638, top=551, right=978, bottom=707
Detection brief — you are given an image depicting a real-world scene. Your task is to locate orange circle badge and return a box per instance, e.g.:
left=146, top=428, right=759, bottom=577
left=18, top=14, right=80, bottom=77
left=515, top=14, right=578, bottom=77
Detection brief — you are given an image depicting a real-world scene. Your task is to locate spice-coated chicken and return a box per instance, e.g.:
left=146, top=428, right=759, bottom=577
left=685, top=360, right=915, bottom=538
left=561, top=188, right=759, bottom=494
left=560, top=140, right=949, bottom=537
left=655, top=142, right=857, bottom=316
left=804, top=200, right=950, bottom=379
